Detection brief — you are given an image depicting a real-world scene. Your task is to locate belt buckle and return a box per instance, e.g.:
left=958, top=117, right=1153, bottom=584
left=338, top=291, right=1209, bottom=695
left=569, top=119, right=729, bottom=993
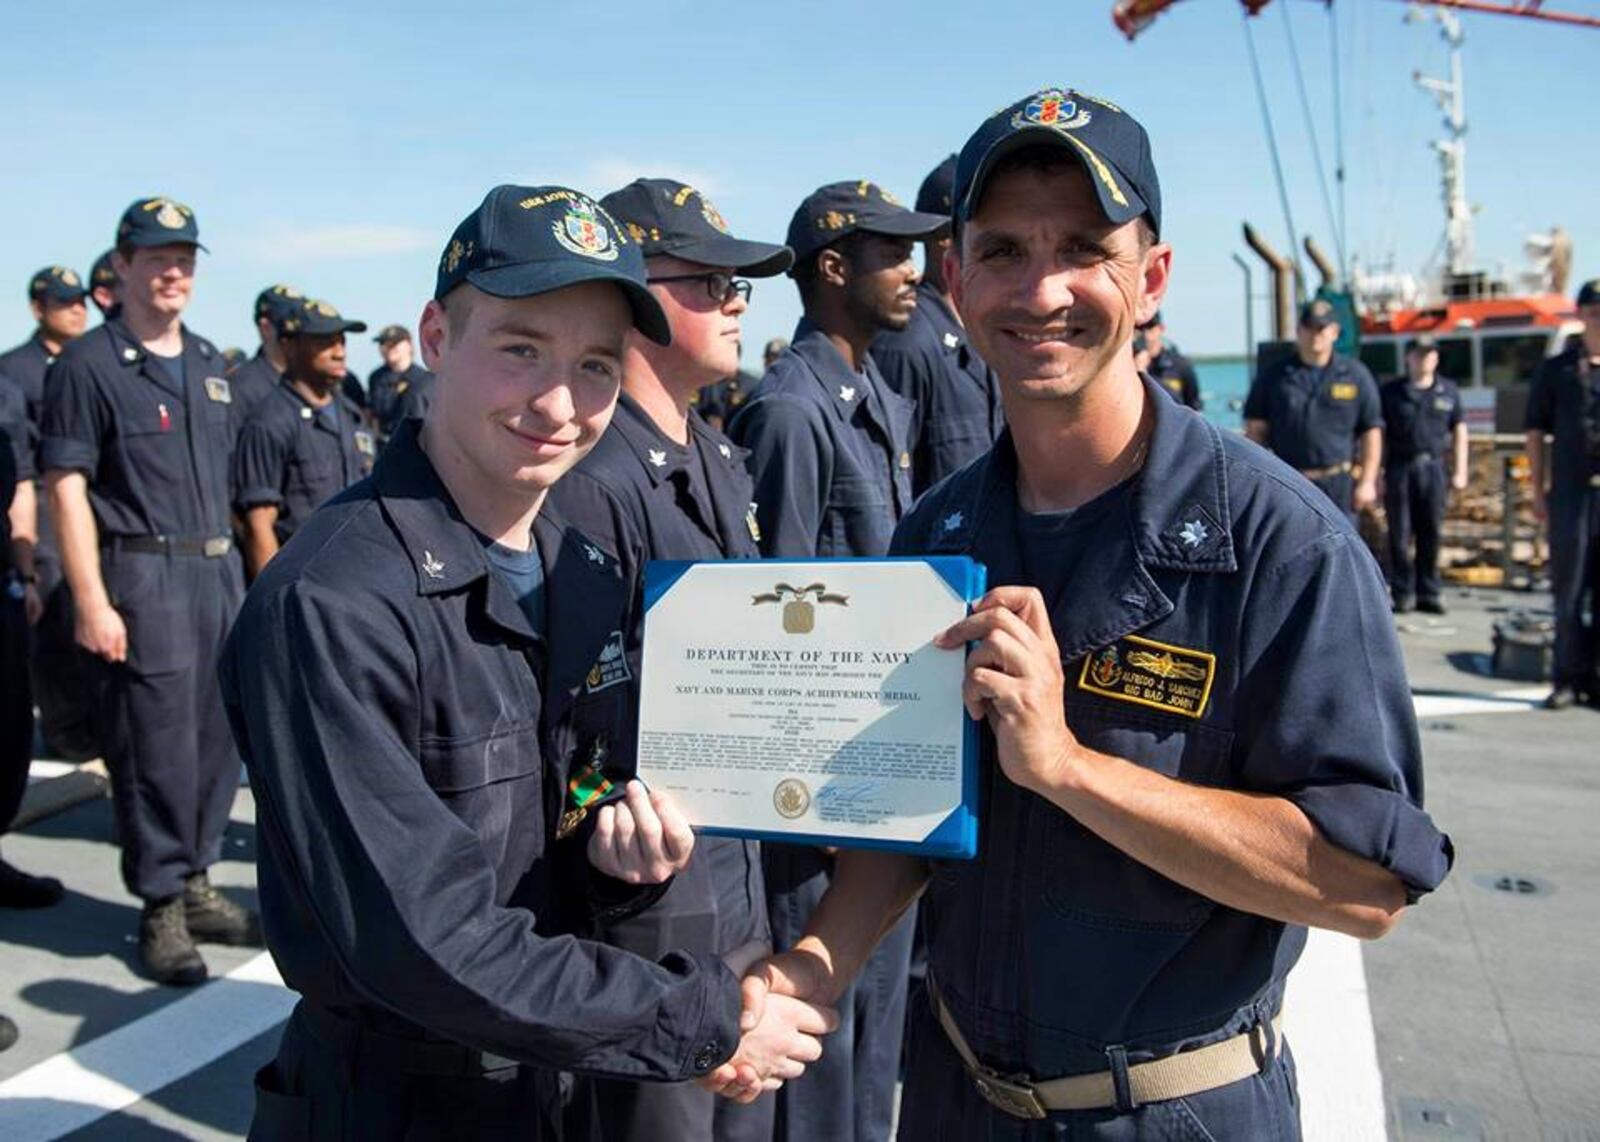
left=971, top=1069, right=1048, bottom=1120
left=203, top=537, right=231, bottom=558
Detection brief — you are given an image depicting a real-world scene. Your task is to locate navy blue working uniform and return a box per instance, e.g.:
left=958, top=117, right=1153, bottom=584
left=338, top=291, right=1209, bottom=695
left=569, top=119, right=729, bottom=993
left=228, top=351, right=284, bottom=417
left=731, top=319, right=916, bottom=560
left=892, top=379, right=1452, bottom=1138
left=1150, top=344, right=1201, bottom=410
left=1244, top=351, right=1382, bottom=513
left=1, top=330, right=100, bottom=759
left=696, top=369, right=758, bottom=430
left=1382, top=373, right=1462, bottom=608
left=233, top=384, right=376, bottom=544
left=729, top=317, right=919, bottom=1142
left=222, top=421, right=742, bottom=1140
left=552, top=392, right=773, bottom=1142
left=1526, top=339, right=1600, bottom=696
left=873, top=282, right=1004, bottom=495
left=367, top=362, right=434, bottom=440
left=0, top=377, right=34, bottom=844
left=39, top=318, right=245, bottom=903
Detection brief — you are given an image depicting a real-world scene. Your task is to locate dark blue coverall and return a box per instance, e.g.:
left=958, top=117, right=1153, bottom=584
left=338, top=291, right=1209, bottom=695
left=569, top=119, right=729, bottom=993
left=220, top=421, right=743, bottom=1141
left=226, top=351, right=284, bottom=419
left=40, top=320, right=245, bottom=903
left=0, top=377, right=34, bottom=841
left=872, top=281, right=1004, bottom=496
left=728, top=319, right=919, bottom=1141
left=1526, top=342, right=1600, bottom=695
left=890, top=378, right=1452, bottom=1140
left=0, top=332, right=98, bottom=758
left=1381, top=375, right=1462, bottom=608
left=232, top=382, right=375, bottom=543
left=1245, top=352, right=1382, bottom=516
left=550, top=390, right=774, bottom=1142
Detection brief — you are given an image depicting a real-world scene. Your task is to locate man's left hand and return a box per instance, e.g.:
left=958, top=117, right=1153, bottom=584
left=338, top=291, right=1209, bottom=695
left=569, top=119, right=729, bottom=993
left=935, top=586, right=1078, bottom=796
left=1353, top=480, right=1379, bottom=512
left=587, top=781, right=694, bottom=884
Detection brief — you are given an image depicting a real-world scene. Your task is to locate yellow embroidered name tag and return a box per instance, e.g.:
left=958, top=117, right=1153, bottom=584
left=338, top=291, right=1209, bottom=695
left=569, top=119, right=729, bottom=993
left=1078, top=635, right=1216, bottom=719
left=1328, top=382, right=1358, bottom=401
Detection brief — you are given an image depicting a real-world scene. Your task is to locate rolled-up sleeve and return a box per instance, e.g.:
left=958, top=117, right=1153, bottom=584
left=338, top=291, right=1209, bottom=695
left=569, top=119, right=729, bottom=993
left=1, top=381, right=36, bottom=484
left=39, top=357, right=105, bottom=475
left=1236, top=530, right=1453, bottom=900
left=232, top=418, right=288, bottom=511
left=222, top=581, right=742, bottom=1079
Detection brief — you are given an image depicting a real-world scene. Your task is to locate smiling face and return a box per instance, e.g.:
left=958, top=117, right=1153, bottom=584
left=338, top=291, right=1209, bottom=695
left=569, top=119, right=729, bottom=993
left=114, top=244, right=197, bottom=322
left=948, top=160, right=1168, bottom=406
left=646, top=254, right=745, bottom=385
left=419, top=282, right=628, bottom=505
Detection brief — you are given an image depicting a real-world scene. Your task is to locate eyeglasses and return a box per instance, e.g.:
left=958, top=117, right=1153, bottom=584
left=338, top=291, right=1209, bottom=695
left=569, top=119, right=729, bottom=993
left=648, top=271, right=753, bottom=306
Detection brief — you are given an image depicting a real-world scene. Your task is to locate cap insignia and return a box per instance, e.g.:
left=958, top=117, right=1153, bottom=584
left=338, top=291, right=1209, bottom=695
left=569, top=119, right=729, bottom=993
left=61, top=268, right=80, bottom=287
left=553, top=201, right=619, bottom=262
left=150, top=199, right=189, bottom=230
left=1015, top=89, right=1091, bottom=132
left=701, top=198, right=730, bottom=234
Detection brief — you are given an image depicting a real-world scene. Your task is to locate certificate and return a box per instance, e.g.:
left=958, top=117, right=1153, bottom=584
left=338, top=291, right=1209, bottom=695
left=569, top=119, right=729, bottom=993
left=636, top=557, right=985, bottom=858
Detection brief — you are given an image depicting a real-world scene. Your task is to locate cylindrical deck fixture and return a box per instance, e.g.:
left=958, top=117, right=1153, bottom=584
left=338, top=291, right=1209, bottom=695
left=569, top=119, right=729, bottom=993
left=1243, top=222, right=1295, bottom=340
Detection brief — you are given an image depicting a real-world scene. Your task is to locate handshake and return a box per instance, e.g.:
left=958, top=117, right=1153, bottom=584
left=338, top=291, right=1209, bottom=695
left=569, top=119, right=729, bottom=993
left=699, top=941, right=840, bottom=1103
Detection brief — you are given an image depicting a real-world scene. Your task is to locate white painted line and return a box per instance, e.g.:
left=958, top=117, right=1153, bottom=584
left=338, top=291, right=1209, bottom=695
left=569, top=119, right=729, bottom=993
left=0, top=952, right=294, bottom=1141
left=1412, top=685, right=1549, bottom=719
left=1285, top=928, right=1387, bottom=1142
left=25, top=761, right=80, bottom=782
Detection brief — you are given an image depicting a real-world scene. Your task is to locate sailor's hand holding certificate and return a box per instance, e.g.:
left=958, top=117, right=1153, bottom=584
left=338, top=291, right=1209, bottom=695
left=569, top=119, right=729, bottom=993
left=636, top=557, right=985, bottom=858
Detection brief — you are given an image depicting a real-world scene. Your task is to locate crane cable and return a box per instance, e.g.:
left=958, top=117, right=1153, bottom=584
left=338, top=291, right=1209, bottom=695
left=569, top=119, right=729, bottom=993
left=1329, top=2, right=1349, bottom=282
left=1243, top=12, right=1307, bottom=296
left=1280, top=1, right=1345, bottom=279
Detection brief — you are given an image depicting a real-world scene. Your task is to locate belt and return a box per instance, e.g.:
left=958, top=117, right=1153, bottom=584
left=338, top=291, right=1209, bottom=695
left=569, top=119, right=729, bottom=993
left=297, top=1002, right=519, bottom=1077
left=107, top=534, right=233, bottom=558
left=929, top=985, right=1281, bottom=1119
left=1296, top=460, right=1353, bottom=480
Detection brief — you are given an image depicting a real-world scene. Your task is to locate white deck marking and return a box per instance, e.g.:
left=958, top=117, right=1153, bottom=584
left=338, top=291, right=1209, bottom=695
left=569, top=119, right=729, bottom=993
left=1411, top=685, right=1549, bottom=719
left=1286, top=929, right=1388, bottom=1140
left=0, top=952, right=293, bottom=1141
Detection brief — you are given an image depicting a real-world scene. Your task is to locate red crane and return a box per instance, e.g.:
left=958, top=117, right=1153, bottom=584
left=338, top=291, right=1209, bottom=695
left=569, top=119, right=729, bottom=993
left=1112, top=0, right=1600, bottom=39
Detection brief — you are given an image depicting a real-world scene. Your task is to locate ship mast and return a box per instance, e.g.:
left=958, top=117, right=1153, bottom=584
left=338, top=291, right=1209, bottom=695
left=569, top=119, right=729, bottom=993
left=1411, top=7, right=1473, bottom=279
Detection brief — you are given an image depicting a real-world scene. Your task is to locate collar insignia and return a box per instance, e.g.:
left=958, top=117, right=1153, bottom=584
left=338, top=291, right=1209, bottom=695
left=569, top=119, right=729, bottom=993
left=1178, top=519, right=1209, bottom=548
left=943, top=332, right=960, bottom=350
left=122, top=347, right=139, bottom=362
left=583, top=543, right=606, bottom=566
left=942, top=510, right=964, bottom=533
left=648, top=448, right=668, bottom=468
left=718, top=442, right=732, bottom=459
left=421, top=550, right=445, bottom=580
left=838, top=385, right=856, bottom=403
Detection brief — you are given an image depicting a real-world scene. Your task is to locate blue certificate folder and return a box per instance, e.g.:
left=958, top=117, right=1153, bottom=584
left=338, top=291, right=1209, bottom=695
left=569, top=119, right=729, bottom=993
left=640, top=555, right=987, bottom=860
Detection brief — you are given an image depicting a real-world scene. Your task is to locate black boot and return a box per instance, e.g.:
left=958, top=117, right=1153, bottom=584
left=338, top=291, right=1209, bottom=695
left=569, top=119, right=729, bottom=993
left=184, top=871, right=262, bottom=946
left=140, top=895, right=207, bottom=986
left=1544, top=685, right=1580, bottom=711
left=0, top=859, right=65, bottom=908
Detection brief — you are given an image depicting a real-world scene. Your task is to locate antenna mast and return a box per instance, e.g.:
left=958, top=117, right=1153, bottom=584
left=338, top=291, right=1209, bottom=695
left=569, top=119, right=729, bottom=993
left=1412, top=7, right=1473, bottom=277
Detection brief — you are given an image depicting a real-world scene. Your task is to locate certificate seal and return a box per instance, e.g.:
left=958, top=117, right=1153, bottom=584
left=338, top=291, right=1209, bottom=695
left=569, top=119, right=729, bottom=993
left=773, top=779, right=811, bottom=819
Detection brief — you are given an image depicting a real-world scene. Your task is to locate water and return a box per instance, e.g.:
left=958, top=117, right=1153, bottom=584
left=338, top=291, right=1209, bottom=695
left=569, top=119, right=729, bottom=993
left=1194, top=357, right=1250, bottom=432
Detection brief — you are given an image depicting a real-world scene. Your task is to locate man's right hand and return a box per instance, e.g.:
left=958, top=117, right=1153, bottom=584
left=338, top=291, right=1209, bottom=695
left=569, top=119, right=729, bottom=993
left=699, top=949, right=839, bottom=1102
left=77, top=601, right=127, bottom=662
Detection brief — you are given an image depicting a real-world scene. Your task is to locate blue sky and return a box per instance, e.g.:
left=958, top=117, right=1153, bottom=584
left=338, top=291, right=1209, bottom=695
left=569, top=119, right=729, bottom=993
left=1, top=0, right=1594, bottom=379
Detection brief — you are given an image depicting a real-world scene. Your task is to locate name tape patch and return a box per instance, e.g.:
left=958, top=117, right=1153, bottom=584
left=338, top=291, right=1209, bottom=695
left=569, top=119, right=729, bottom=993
left=1328, top=382, right=1358, bottom=401
left=585, top=630, right=631, bottom=693
left=1077, top=634, right=1216, bottom=719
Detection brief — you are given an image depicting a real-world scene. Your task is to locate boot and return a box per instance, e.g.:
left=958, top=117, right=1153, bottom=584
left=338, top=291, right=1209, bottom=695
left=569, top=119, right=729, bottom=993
left=184, top=871, right=262, bottom=946
left=0, top=1014, right=17, bottom=1052
left=0, top=859, right=65, bottom=909
left=140, top=896, right=207, bottom=986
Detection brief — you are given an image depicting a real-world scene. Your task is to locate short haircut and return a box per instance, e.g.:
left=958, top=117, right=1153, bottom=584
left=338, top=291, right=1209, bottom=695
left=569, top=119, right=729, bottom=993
left=793, top=231, right=871, bottom=308
left=441, top=288, right=476, bottom=344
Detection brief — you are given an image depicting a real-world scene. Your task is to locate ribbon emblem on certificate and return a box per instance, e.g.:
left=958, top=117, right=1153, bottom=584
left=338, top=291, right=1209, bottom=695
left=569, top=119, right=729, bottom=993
left=749, top=582, right=850, bottom=635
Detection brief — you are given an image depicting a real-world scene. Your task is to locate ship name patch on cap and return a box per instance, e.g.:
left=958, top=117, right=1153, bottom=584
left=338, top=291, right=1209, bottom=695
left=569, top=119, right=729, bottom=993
left=552, top=201, right=619, bottom=262
left=1078, top=634, right=1215, bottom=719
left=1015, top=89, right=1091, bottom=132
